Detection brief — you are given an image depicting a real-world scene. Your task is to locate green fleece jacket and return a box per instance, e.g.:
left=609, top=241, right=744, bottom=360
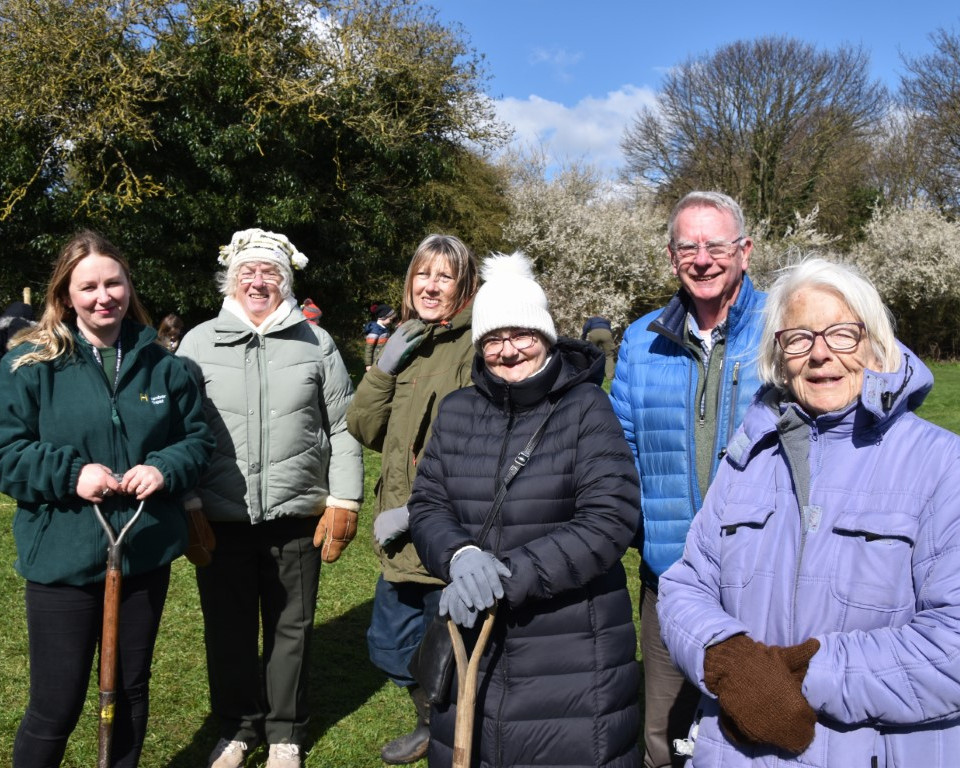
left=0, top=321, right=215, bottom=586
left=177, top=302, right=363, bottom=522
left=346, top=302, right=474, bottom=583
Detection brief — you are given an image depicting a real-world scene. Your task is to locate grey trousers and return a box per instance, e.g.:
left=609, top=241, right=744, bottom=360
left=641, top=585, right=701, bottom=768
left=197, top=516, right=322, bottom=746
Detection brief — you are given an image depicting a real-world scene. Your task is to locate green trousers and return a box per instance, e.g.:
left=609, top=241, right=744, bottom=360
left=197, top=516, right=321, bottom=746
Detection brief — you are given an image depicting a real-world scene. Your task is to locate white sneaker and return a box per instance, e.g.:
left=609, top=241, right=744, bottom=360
left=207, top=738, right=249, bottom=768
left=267, top=743, right=301, bottom=768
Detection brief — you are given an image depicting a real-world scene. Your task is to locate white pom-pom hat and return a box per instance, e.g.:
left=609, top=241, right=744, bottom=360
left=472, top=251, right=557, bottom=349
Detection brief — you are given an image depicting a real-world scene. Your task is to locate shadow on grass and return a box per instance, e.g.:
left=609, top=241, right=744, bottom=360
left=163, top=599, right=384, bottom=768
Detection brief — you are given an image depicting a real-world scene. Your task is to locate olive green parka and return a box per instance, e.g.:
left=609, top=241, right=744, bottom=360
left=346, top=302, right=473, bottom=583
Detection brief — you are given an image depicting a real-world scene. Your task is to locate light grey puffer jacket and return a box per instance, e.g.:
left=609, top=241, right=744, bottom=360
left=178, top=302, right=362, bottom=522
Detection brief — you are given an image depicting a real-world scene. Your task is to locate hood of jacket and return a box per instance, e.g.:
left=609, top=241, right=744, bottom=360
left=726, top=340, right=933, bottom=469
left=471, top=336, right=604, bottom=411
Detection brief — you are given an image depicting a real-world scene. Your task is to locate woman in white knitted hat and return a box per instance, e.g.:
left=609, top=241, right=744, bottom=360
left=408, top=252, right=641, bottom=768
left=176, top=229, right=363, bottom=768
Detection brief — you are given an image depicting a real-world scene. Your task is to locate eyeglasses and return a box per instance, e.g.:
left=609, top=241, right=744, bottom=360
left=238, top=268, right=281, bottom=285
left=774, top=322, right=866, bottom=355
left=670, top=237, right=744, bottom=262
left=481, top=331, right=539, bottom=356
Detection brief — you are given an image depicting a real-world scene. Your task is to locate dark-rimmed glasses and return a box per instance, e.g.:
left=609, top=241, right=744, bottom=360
left=774, top=322, right=866, bottom=355
left=670, top=236, right=744, bottom=261
left=481, top=331, right=539, bottom=356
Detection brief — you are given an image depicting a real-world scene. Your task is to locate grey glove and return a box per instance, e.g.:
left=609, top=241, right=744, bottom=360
left=449, top=547, right=511, bottom=610
left=377, top=319, right=427, bottom=375
left=439, top=583, right=479, bottom=628
left=374, top=505, right=409, bottom=546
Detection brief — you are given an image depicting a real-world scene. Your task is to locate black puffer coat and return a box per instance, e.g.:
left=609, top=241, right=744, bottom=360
left=409, top=339, right=641, bottom=768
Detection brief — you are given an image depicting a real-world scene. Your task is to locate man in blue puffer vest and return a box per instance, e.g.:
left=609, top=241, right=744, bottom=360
left=610, top=191, right=765, bottom=768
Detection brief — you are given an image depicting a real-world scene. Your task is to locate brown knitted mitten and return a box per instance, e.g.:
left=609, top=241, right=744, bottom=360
left=704, top=634, right=817, bottom=754
left=771, top=637, right=821, bottom=687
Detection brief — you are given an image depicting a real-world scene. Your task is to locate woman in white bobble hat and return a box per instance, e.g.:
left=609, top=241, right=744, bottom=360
left=408, top=252, right=641, bottom=768
left=176, top=229, right=363, bottom=768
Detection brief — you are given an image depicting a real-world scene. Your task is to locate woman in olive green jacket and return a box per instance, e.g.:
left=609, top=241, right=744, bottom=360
left=346, top=234, right=477, bottom=765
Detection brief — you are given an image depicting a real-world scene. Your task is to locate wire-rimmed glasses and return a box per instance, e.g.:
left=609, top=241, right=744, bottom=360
left=670, top=236, right=745, bottom=262
left=480, top=331, right=539, bottom=356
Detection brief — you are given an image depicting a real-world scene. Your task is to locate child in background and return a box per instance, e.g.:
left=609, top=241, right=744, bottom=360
left=301, top=298, right=322, bottom=326
left=363, top=303, right=396, bottom=371
left=156, top=313, right=185, bottom=352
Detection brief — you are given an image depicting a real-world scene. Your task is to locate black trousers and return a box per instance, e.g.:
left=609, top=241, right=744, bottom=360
left=14, top=566, right=171, bottom=768
left=196, top=516, right=321, bottom=746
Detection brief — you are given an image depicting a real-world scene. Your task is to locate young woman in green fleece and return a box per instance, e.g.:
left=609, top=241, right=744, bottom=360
left=0, top=230, right=214, bottom=768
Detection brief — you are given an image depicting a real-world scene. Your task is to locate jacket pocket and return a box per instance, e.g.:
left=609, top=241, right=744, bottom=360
left=830, top=510, right=916, bottom=612
left=718, top=503, right=775, bottom=589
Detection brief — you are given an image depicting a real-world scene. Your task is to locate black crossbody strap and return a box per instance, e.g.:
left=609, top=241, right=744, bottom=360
left=477, top=399, right=561, bottom=547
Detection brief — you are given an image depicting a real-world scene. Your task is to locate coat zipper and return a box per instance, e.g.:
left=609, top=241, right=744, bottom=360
left=258, top=334, right=269, bottom=516
left=724, top=361, right=740, bottom=445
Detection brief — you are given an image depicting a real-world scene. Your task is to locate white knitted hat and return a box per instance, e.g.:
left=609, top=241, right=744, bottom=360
left=218, top=228, right=308, bottom=282
left=472, top=252, right=557, bottom=349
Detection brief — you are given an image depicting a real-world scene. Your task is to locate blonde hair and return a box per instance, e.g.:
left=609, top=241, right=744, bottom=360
left=401, top=234, right=478, bottom=322
left=13, top=231, right=150, bottom=370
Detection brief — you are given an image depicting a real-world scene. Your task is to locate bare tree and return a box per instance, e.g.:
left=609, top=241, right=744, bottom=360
left=899, top=26, right=960, bottom=214
left=621, top=36, right=888, bottom=237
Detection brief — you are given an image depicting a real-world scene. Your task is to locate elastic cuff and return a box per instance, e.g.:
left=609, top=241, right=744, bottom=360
left=325, top=496, right=360, bottom=512
left=68, top=458, right=85, bottom=496
left=450, top=544, right=481, bottom=566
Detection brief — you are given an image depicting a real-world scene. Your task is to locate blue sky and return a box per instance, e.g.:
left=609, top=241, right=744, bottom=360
left=431, top=1, right=960, bottom=176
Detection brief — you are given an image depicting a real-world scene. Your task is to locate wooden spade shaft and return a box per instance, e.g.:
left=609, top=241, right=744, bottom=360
left=92, top=500, right=145, bottom=768
left=449, top=606, right=497, bottom=768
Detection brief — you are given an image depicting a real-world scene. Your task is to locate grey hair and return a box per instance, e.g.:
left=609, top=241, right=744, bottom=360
left=667, top=190, right=747, bottom=243
left=215, top=260, right=294, bottom=300
left=757, top=257, right=900, bottom=389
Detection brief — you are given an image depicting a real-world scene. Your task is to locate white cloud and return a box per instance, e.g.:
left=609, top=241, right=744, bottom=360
left=494, top=84, right=657, bottom=176
left=528, top=47, right=584, bottom=81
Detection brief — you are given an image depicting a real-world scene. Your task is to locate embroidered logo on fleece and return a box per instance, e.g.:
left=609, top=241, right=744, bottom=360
left=139, top=393, right=168, bottom=406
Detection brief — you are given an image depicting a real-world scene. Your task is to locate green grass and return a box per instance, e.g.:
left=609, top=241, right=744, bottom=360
left=1, top=360, right=956, bottom=766
left=916, top=361, right=960, bottom=435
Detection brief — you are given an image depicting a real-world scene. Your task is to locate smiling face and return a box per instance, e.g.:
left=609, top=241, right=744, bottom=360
left=482, top=328, right=549, bottom=383
left=234, top=260, right=284, bottom=324
left=670, top=205, right=752, bottom=331
left=66, top=253, right=131, bottom=346
left=411, top=256, right=458, bottom=323
left=780, top=287, right=879, bottom=417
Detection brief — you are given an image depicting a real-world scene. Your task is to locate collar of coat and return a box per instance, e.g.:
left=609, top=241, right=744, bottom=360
left=725, top=341, right=933, bottom=469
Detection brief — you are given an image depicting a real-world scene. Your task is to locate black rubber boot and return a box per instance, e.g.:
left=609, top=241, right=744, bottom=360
left=380, top=685, right=430, bottom=764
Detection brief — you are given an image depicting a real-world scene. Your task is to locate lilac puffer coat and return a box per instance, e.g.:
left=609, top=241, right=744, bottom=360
left=659, top=344, right=960, bottom=767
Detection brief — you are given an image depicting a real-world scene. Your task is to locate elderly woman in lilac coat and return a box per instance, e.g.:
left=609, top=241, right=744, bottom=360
left=658, top=258, right=960, bottom=767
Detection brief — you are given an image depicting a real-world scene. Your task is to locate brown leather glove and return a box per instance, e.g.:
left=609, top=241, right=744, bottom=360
left=704, top=633, right=817, bottom=754
left=313, top=507, right=358, bottom=563
left=184, top=505, right=216, bottom=567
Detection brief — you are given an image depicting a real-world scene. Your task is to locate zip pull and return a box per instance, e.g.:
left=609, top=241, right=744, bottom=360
left=111, top=403, right=121, bottom=428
